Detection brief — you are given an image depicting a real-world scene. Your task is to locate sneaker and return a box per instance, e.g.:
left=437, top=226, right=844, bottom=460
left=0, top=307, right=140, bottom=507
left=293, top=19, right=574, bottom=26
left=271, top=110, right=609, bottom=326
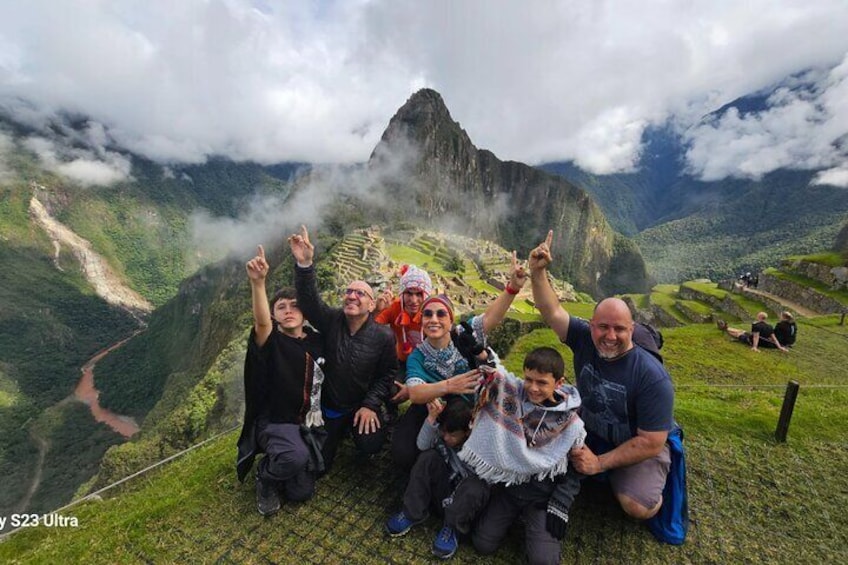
left=716, top=319, right=728, bottom=331
left=255, top=475, right=281, bottom=517
left=385, top=510, right=426, bottom=536
left=432, top=525, right=458, bottom=559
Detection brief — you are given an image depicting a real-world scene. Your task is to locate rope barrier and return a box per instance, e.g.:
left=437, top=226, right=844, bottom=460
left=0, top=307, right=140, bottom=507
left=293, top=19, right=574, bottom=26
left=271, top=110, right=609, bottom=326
left=0, top=424, right=240, bottom=541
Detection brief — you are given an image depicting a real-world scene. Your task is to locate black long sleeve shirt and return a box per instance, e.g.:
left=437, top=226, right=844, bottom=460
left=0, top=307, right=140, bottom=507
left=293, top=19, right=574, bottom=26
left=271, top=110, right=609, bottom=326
left=294, top=264, right=397, bottom=412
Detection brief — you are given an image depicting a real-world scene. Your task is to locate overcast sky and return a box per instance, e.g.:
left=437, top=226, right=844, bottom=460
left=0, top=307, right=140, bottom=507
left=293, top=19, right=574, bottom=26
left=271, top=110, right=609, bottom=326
left=1, top=0, right=847, bottom=185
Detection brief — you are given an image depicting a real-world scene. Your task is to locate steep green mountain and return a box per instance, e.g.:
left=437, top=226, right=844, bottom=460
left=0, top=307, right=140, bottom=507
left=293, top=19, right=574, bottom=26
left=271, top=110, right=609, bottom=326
left=836, top=219, right=848, bottom=256
left=366, top=89, right=650, bottom=296
left=2, top=86, right=642, bottom=516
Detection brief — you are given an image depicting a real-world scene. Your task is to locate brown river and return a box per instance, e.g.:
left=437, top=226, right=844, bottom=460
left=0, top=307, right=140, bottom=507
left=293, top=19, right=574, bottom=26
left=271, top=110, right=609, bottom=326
left=74, top=334, right=141, bottom=438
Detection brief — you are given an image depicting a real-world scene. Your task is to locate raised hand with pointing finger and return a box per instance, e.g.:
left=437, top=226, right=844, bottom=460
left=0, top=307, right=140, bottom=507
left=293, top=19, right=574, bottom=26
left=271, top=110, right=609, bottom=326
left=246, top=244, right=269, bottom=281
left=528, top=229, right=554, bottom=272
left=288, top=224, right=314, bottom=267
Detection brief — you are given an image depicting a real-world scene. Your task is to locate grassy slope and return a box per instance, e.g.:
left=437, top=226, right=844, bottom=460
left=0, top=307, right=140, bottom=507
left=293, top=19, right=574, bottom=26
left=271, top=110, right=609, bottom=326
left=3, top=315, right=846, bottom=563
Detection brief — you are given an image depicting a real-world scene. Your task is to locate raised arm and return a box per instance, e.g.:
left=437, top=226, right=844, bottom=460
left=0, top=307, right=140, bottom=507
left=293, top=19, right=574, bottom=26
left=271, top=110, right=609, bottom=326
left=288, top=225, right=335, bottom=332
left=529, top=230, right=571, bottom=340
left=288, top=224, right=314, bottom=268
left=482, top=250, right=529, bottom=334
left=246, top=245, right=272, bottom=347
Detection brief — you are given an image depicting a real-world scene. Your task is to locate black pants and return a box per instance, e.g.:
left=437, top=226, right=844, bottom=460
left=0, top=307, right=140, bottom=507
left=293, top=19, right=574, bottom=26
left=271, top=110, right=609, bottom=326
left=403, top=450, right=490, bottom=534
left=256, top=422, right=315, bottom=502
left=473, top=485, right=561, bottom=565
left=321, top=409, right=387, bottom=472
left=390, top=403, right=428, bottom=472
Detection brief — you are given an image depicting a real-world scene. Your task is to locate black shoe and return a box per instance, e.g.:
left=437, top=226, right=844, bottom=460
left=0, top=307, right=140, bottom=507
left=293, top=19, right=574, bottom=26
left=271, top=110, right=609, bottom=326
left=256, top=475, right=281, bottom=516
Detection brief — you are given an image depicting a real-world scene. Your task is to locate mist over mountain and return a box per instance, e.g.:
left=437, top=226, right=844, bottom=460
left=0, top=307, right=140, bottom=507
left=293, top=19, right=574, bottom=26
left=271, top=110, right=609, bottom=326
left=541, top=72, right=848, bottom=282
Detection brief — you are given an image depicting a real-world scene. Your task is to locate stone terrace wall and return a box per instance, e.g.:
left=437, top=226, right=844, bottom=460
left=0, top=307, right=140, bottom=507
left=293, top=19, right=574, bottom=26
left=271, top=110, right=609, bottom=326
left=678, top=285, right=752, bottom=320
left=782, top=259, right=848, bottom=291
left=758, top=273, right=847, bottom=314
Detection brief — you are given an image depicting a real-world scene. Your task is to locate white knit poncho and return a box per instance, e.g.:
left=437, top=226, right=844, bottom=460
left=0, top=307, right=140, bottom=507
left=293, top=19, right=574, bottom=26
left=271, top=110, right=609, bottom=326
left=459, top=369, right=586, bottom=486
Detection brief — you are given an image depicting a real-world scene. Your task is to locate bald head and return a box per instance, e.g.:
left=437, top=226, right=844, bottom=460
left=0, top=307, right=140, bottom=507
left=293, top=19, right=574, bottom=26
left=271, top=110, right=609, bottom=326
left=590, top=298, right=635, bottom=360
left=594, top=298, right=634, bottom=321
left=343, top=279, right=377, bottom=322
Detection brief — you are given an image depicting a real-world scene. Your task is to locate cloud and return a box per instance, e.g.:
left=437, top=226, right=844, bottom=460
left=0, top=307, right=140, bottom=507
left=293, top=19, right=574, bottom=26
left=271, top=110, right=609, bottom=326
left=811, top=166, right=848, bottom=188
left=22, top=133, right=133, bottom=186
left=1, top=1, right=847, bottom=177
left=683, top=53, right=848, bottom=181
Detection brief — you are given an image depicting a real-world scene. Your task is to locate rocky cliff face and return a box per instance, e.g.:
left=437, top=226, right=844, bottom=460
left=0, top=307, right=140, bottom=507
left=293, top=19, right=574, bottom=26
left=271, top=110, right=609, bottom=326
left=835, top=220, right=848, bottom=257
left=368, top=88, right=648, bottom=296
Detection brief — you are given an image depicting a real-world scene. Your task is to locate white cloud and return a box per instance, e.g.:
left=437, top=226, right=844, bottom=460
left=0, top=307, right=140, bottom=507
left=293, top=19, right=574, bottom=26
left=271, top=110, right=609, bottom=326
left=684, top=53, right=848, bottom=181
left=22, top=135, right=133, bottom=187
left=811, top=167, right=848, bottom=188
left=1, top=1, right=847, bottom=177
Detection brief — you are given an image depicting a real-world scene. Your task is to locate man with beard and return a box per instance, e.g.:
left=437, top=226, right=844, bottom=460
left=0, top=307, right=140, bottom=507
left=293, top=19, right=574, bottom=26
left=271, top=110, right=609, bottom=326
left=528, top=231, right=675, bottom=521
left=289, top=225, right=398, bottom=472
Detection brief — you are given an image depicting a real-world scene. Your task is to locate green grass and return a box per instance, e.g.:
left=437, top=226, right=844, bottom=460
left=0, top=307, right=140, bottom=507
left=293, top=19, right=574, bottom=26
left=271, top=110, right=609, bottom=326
left=726, top=292, right=770, bottom=318
left=786, top=252, right=845, bottom=267
left=681, top=280, right=726, bottom=299
left=622, top=293, right=649, bottom=308
left=650, top=290, right=689, bottom=324
left=3, top=316, right=847, bottom=563
left=676, top=299, right=712, bottom=316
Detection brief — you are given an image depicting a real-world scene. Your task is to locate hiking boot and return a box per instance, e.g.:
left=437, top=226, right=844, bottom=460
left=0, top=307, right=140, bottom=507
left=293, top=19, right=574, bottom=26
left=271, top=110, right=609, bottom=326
left=385, top=510, right=426, bottom=536
left=255, top=475, right=281, bottom=517
left=432, top=525, right=458, bottom=559
left=716, top=319, right=728, bottom=331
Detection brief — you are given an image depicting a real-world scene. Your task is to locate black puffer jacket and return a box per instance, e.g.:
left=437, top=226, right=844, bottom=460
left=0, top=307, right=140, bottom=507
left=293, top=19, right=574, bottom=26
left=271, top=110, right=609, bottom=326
left=295, top=264, right=397, bottom=412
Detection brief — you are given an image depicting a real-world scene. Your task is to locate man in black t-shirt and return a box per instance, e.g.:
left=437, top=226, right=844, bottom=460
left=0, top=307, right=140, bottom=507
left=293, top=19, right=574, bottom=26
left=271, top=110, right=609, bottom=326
left=718, top=312, right=787, bottom=352
left=529, top=230, right=675, bottom=521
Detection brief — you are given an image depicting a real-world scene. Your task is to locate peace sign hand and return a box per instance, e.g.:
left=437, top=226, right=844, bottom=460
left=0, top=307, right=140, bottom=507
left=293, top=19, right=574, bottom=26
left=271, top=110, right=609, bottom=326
left=246, top=245, right=270, bottom=281
left=509, top=250, right=529, bottom=291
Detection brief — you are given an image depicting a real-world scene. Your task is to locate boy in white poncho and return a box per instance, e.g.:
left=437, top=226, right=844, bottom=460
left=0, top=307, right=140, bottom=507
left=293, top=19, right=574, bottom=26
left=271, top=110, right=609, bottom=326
left=461, top=347, right=585, bottom=565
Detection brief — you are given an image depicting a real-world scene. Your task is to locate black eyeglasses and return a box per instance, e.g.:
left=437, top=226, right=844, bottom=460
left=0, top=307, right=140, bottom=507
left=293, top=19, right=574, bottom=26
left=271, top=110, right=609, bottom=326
left=343, top=288, right=373, bottom=299
left=422, top=309, right=450, bottom=319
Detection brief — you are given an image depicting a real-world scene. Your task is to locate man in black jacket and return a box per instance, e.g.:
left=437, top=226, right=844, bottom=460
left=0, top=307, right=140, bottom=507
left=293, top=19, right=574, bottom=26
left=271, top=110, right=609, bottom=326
left=289, top=225, right=398, bottom=471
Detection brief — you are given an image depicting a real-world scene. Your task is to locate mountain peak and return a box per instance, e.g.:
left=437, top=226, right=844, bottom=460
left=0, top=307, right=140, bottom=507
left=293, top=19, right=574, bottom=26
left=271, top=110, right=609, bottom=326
left=370, top=88, right=473, bottom=162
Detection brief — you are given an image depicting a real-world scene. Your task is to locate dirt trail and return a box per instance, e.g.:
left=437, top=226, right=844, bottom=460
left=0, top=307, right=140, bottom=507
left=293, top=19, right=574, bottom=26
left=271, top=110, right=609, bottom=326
left=15, top=429, right=48, bottom=514
left=74, top=333, right=142, bottom=438
left=741, top=286, right=821, bottom=318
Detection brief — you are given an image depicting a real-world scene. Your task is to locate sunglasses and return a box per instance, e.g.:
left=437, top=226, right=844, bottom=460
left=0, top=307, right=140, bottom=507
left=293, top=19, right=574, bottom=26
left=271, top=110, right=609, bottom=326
left=343, top=287, right=373, bottom=299
left=422, top=308, right=450, bottom=319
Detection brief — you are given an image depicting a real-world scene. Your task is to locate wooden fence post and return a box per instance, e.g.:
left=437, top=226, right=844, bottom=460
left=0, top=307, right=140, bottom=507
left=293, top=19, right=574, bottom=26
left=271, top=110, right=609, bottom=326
left=775, top=380, right=800, bottom=443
